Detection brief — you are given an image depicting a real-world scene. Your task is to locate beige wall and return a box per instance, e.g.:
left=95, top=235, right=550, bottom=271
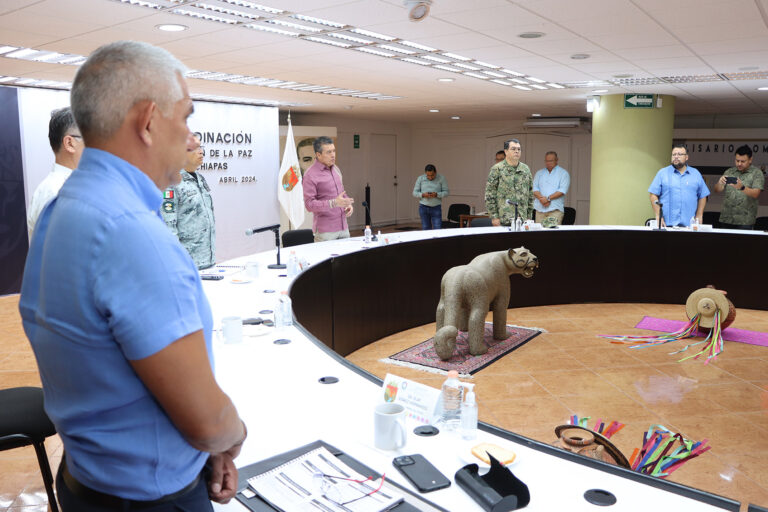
left=289, top=113, right=768, bottom=228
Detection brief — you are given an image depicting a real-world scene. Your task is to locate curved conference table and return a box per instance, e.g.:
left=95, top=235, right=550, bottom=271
left=207, top=225, right=767, bottom=512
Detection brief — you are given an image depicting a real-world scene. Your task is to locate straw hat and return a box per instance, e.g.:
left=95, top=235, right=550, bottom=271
left=685, top=287, right=735, bottom=329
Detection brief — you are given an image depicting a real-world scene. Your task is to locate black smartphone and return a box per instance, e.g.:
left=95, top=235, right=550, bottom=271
left=392, top=454, right=451, bottom=493
left=725, top=176, right=738, bottom=184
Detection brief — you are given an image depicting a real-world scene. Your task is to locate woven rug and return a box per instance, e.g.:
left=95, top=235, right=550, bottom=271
left=381, top=322, right=542, bottom=376
left=635, top=316, right=768, bottom=347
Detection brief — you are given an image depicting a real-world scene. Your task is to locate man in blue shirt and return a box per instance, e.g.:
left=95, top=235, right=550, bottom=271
left=648, top=145, right=709, bottom=227
left=532, top=151, right=570, bottom=226
left=19, top=41, right=246, bottom=510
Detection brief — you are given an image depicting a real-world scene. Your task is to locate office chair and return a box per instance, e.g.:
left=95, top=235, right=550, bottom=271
left=0, top=387, right=59, bottom=512
left=442, top=203, right=470, bottom=228
left=562, top=207, right=576, bottom=225
left=470, top=217, right=494, bottom=227
left=702, top=211, right=719, bottom=227
left=282, top=229, right=314, bottom=247
left=754, top=216, right=768, bottom=231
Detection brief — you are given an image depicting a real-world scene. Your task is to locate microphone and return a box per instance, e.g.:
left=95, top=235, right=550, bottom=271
left=505, top=199, right=520, bottom=230
left=245, top=224, right=280, bottom=236
left=654, top=201, right=663, bottom=207
left=361, top=201, right=377, bottom=241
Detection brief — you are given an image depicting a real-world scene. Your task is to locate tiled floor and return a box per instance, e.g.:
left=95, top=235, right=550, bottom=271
left=346, top=302, right=768, bottom=510
left=3, top=294, right=768, bottom=510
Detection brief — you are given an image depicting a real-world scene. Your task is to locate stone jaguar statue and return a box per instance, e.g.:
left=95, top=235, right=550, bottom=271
left=434, top=247, right=538, bottom=360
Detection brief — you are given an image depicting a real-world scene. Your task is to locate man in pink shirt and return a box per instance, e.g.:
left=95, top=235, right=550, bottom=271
left=302, top=136, right=354, bottom=242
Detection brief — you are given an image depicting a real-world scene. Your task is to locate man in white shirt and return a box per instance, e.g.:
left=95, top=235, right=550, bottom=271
left=26, top=107, right=84, bottom=238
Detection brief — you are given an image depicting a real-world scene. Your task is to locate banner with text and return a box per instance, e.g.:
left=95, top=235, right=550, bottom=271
left=16, top=87, right=280, bottom=262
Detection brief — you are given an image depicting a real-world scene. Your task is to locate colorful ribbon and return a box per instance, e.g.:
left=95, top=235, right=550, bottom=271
left=600, top=312, right=724, bottom=364
left=568, top=415, right=625, bottom=439
left=628, top=426, right=711, bottom=478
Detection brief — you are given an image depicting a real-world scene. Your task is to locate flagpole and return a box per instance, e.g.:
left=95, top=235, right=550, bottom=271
left=287, top=110, right=292, bottom=230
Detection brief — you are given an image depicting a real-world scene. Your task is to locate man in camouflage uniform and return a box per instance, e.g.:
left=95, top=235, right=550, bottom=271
left=485, top=138, right=533, bottom=226
left=161, top=135, right=216, bottom=268
left=713, top=145, right=764, bottom=230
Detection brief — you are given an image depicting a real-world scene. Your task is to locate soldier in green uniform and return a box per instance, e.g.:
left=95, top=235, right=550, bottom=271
left=161, top=135, right=216, bottom=268
left=485, top=139, right=533, bottom=226
left=713, top=145, right=764, bottom=230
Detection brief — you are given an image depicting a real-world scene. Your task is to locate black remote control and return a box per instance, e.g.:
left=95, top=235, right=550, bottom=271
left=201, top=275, right=224, bottom=281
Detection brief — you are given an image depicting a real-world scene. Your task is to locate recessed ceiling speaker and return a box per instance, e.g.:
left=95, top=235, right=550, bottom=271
left=404, top=0, right=432, bottom=22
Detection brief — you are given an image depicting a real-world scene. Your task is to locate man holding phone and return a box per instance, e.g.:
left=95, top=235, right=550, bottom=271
left=713, top=145, right=764, bottom=230
left=648, top=145, right=709, bottom=227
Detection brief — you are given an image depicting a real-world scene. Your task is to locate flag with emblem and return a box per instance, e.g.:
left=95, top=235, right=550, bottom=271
left=277, top=117, right=305, bottom=228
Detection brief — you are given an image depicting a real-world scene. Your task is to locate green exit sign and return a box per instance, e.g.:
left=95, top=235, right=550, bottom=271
left=624, top=94, right=655, bottom=108
left=353, top=134, right=360, bottom=148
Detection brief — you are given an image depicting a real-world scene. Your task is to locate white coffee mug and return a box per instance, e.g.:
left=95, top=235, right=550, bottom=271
left=374, top=402, right=406, bottom=451
left=222, top=316, right=243, bottom=344
left=245, top=261, right=260, bottom=279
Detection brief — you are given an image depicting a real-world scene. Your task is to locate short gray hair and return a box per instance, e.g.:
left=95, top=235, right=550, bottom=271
left=71, top=41, right=187, bottom=141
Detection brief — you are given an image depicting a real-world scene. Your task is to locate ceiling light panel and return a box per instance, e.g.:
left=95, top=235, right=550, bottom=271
left=356, top=47, right=395, bottom=57
left=194, top=3, right=260, bottom=20
left=326, top=32, right=373, bottom=45
left=290, top=14, right=345, bottom=28
left=350, top=28, right=396, bottom=41
left=377, top=44, right=415, bottom=55
left=217, top=0, right=283, bottom=15
left=244, top=23, right=299, bottom=36
left=0, top=41, right=398, bottom=102
left=265, top=19, right=321, bottom=32
left=102, top=1, right=568, bottom=91
left=171, top=6, right=239, bottom=24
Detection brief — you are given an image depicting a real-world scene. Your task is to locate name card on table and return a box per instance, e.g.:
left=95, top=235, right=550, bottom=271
left=382, top=373, right=441, bottom=425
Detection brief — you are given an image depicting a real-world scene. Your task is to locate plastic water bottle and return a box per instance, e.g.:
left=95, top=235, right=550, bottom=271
left=287, top=251, right=299, bottom=277
left=689, top=216, right=699, bottom=231
left=461, top=383, right=478, bottom=440
left=440, top=370, right=463, bottom=432
left=364, top=225, right=372, bottom=244
left=276, top=292, right=293, bottom=329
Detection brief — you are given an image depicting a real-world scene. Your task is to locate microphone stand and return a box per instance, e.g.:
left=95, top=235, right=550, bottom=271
left=513, top=203, right=520, bottom=231
left=269, top=227, right=286, bottom=269
left=245, top=225, right=286, bottom=269
left=362, top=201, right=378, bottom=241
left=655, top=202, right=665, bottom=231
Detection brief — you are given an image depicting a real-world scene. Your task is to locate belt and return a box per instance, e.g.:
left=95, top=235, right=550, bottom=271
left=62, top=459, right=202, bottom=510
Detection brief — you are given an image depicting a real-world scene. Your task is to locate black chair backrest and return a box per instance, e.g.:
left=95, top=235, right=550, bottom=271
left=702, top=211, right=719, bottom=226
left=282, top=229, right=314, bottom=247
left=562, top=207, right=576, bottom=225
left=446, top=203, right=470, bottom=222
left=755, top=216, right=768, bottom=231
left=470, top=217, right=494, bottom=227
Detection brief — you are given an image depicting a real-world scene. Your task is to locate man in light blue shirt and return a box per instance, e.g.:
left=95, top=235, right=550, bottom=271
left=413, top=164, right=449, bottom=229
left=532, top=151, right=570, bottom=226
left=19, top=41, right=246, bottom=510
left=648, top=145, right=709, bottom=227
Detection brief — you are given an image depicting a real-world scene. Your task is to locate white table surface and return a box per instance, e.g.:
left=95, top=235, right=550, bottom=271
left=206, top=226, right=750, bottom=511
